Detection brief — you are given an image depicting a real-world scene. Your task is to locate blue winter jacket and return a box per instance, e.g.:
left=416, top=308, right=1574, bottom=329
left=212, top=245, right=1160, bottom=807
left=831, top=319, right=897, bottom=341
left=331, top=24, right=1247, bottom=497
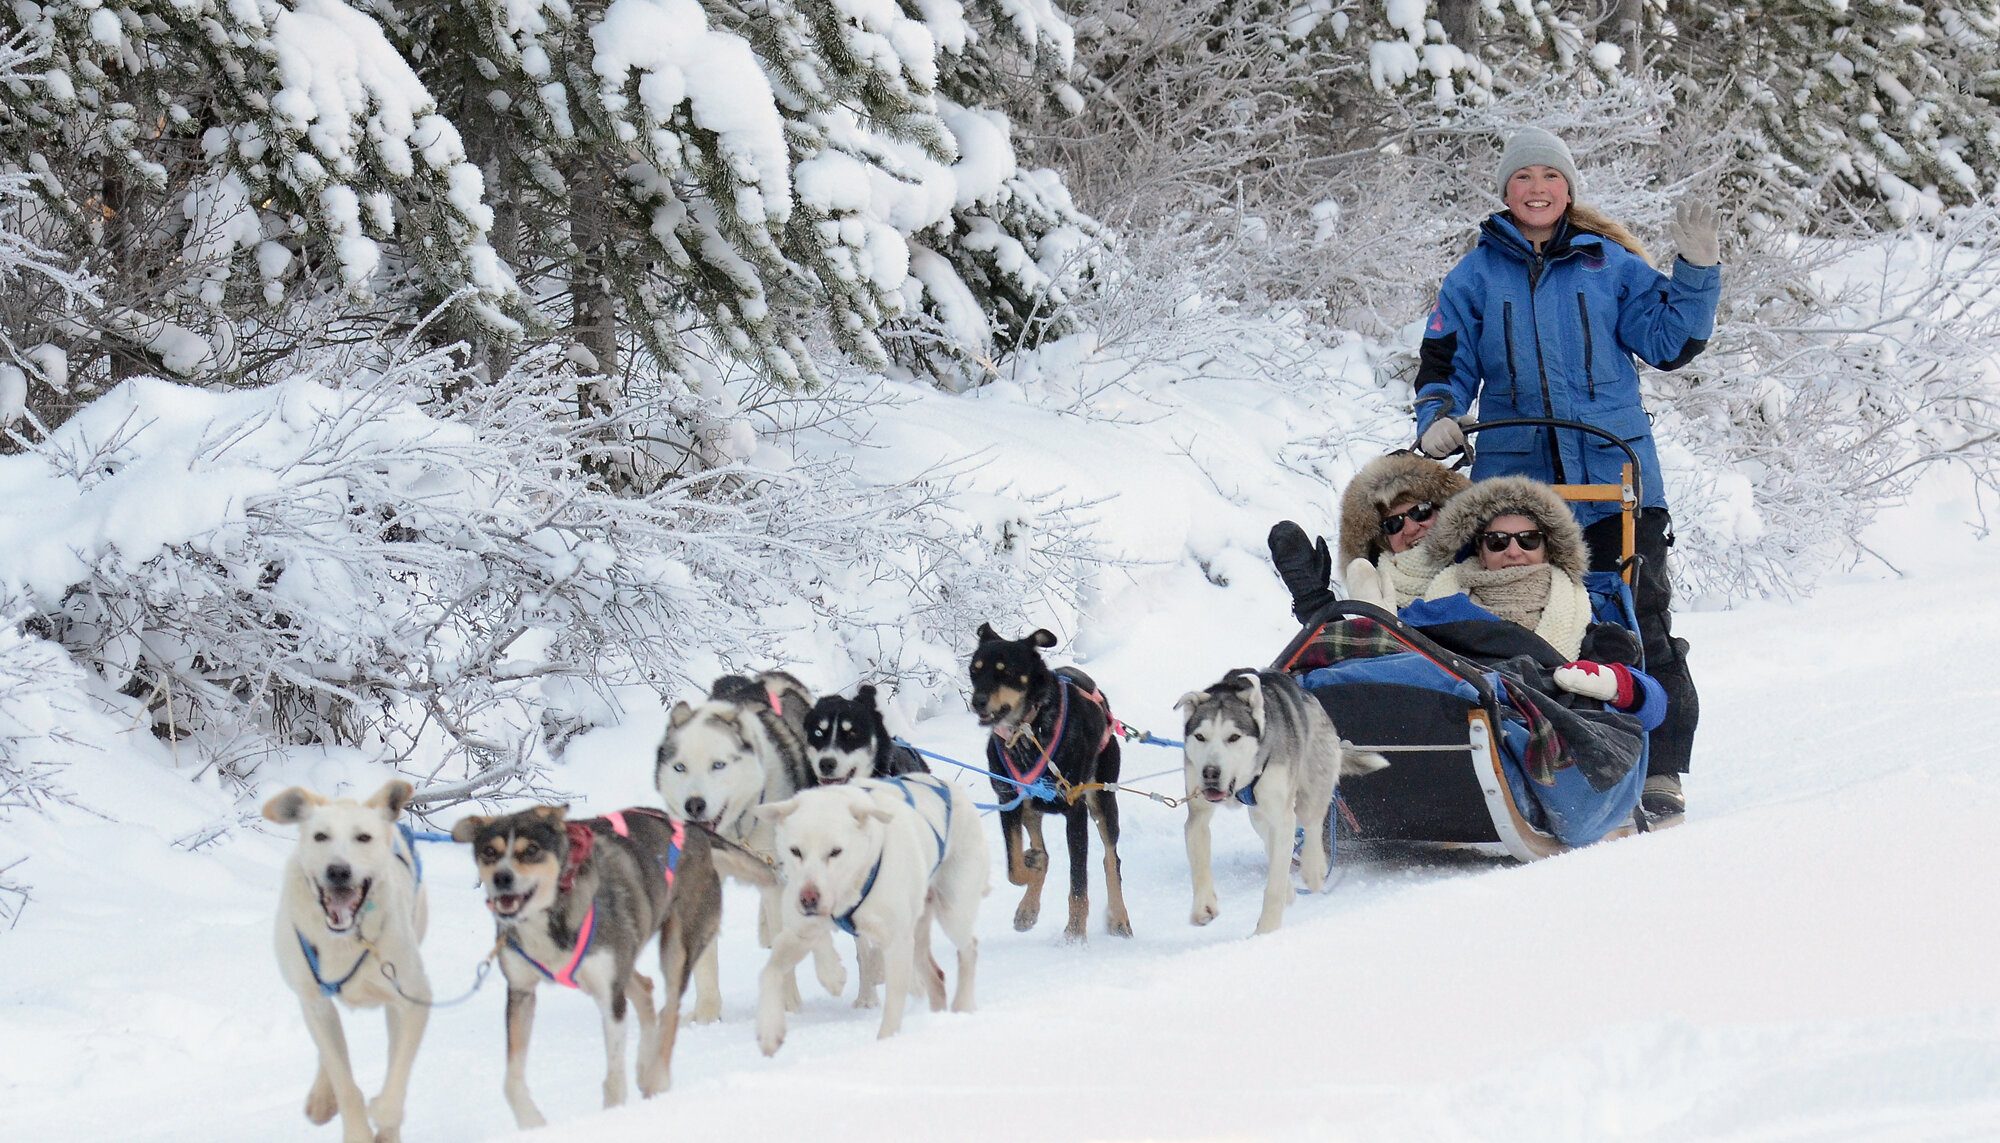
left=1412, top=213, right=1720, bottom=525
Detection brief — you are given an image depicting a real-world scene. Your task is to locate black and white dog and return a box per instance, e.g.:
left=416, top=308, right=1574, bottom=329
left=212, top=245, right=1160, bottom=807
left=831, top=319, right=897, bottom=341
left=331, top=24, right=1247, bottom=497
left=969, top=623, right=1130, bottom=940
left=803, top=685, right=929, bottom=784
left=1178, top=669, right=1387, bottom=934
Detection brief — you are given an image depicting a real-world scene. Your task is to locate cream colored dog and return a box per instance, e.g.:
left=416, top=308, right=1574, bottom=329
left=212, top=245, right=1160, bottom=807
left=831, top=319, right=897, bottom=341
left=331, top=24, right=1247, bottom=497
left=752, top=775, right=987, bottom=1055
left=263, top=780, right=430, bottom=1143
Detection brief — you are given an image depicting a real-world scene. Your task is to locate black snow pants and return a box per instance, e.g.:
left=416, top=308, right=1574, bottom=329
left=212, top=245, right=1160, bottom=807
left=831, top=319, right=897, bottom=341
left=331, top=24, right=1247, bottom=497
left=1583, top=508, right=1696, bottom=776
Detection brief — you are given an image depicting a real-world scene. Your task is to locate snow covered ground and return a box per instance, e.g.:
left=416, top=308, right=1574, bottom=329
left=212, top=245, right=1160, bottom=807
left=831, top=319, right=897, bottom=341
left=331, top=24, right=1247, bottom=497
left=3, top=337, right=1998, bottom=1143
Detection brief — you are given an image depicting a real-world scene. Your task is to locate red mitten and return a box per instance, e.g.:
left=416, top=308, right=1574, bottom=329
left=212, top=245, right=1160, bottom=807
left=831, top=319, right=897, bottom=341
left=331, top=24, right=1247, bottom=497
left=1553, top=661, right=1635, bottom=708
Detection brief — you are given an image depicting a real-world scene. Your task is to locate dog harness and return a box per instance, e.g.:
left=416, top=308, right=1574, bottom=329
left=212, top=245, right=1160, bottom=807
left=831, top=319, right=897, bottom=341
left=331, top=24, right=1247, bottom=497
left=295, top=930, right=371, bottom=998
left=988, top=675, right=1121, bottom=811
left=833, top=777, right=953, bottom=937
left=507, top=809, right=685, bottom=990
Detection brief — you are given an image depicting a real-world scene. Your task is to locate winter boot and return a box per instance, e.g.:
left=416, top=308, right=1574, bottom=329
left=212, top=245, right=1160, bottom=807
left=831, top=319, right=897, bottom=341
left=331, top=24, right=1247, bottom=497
left=1267, top=520, right=1335, bottom=624
left=1641, top=773, right=1685, bottom=827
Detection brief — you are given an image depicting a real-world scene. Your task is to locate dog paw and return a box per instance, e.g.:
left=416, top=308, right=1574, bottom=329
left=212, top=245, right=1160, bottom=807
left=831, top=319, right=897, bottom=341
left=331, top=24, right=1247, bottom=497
left=1254, top=915, right=1283, bottom=936
left=372, top=1129, right=402, bottom=1143
left=638, top=1066, right=671, bottom=1099
left=853, top=987, right=879, bottom=1009
left=1190, top=898, right=1219, bottom=926
left=1012, top=903, right=1040, bottom=932
left=816, top=961, right=847, bottom=997
left=1107, top=915, right=1134, bottom=938
left=305, top=1081, right=339, bottom=1126
left=1024, top=850, right=1048, bottom=872
left=758, top=1023, right=786, bottom=1057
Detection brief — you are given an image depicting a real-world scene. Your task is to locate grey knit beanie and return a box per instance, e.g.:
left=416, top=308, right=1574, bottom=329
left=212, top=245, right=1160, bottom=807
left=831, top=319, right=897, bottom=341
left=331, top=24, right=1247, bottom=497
left=1495, top=127, right=1581, bottom=199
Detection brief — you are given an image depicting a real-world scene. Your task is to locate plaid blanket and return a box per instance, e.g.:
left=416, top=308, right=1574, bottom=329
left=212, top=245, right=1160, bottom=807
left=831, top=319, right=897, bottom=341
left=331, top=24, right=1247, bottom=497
left=1286, top=617, right=1409, bottom=671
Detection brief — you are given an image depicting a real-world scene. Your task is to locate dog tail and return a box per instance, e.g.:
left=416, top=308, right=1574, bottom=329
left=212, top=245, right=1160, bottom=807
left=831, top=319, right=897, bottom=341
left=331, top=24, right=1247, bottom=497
left=1338, top=740, right=1390, bottom=777
left=706, top=831, right=782, bottom=887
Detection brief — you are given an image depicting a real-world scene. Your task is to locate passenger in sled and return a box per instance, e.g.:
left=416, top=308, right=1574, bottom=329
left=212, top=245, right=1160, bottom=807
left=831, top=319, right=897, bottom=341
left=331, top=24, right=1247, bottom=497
left=1269, top=475, right=1670, bottom=849
left=1269, top=450, right=1468, bottom=621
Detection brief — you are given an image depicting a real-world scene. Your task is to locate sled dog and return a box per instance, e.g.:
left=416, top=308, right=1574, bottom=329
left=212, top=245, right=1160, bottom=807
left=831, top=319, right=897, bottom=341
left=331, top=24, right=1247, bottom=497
left=970, top=622, right=1130, bottom=940
left=263, top=780, right=429, bottom=1143
left=1177, top=669, right=1389, bottom=934
left=654, top=669, right=841, bottom=1018
left=803, top=685, right=929, bottom=784
left=451, top=804, right=773, bottom=1128
left=751, top=774, right=987, bottom=1055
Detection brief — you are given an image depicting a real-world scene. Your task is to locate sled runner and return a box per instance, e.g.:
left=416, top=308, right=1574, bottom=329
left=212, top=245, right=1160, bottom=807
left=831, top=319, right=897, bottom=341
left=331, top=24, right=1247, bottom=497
left=1277, top=420, right=1653, bottom=861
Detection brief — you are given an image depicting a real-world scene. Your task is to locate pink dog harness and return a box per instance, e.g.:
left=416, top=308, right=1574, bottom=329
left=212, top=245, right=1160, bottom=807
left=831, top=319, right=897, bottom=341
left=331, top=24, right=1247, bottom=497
left=505, top=809, right=685, bottom=990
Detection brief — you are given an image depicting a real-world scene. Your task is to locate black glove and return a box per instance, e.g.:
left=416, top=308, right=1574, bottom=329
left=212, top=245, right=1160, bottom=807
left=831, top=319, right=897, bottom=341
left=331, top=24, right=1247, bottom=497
left=1580, top=621, right=1644, bottom=667
left=1268, top=520, right=1336, bottom=624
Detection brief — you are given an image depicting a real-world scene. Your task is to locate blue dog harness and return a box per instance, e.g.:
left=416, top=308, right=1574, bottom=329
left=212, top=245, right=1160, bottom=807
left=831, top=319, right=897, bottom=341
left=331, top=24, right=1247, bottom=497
left=833, top=776, right=953, bottom=936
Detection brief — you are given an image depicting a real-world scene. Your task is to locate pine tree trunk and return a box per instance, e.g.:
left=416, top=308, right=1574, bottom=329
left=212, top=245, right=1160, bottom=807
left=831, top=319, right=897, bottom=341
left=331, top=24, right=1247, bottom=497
left=1438, top=0, right=1481, bottom=55
left=1609, top=0, right=1645, bottom=69
left=570, top=162, right=618, bottom=387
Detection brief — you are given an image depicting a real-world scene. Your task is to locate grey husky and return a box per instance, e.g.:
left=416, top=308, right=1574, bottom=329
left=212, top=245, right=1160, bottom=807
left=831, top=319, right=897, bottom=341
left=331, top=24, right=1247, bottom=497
left=451, top=804, right=775, bottom=1128
left=654, top=669, right=841, bottom=1018
left=1176, top=669, right=1388, bottom=934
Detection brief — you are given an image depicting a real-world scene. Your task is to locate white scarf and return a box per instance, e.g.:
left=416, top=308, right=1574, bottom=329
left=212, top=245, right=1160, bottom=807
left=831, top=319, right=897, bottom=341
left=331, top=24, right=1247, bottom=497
left=1423, top=561, right=1592, bottom=660
left=1379, top=547, right=1442, bottom=608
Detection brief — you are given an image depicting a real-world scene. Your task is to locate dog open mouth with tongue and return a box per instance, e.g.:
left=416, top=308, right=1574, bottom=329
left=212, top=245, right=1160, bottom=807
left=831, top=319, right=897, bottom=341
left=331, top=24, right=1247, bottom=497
left=487, top=886, right=536, bottom=919
left=317, top=879, right=372, bottom=932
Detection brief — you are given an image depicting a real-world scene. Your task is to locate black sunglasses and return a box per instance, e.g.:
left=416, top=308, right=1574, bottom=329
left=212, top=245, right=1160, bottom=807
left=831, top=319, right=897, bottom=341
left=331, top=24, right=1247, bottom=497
left=1478, top=529, right=1546, bottom=554
left=1379, top=501, right=1437, bottom=537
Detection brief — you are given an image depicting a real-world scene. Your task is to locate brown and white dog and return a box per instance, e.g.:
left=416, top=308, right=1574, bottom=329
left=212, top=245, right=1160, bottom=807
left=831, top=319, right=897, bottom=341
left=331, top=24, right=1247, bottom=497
left=453, top=804, right=775, bottom=1129
left=263, top=780, right=429, bottom=1143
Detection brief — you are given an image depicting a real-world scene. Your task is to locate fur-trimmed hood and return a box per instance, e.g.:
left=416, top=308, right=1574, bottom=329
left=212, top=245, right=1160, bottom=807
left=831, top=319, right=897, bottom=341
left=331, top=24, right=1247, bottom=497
left=1417, top=475, right=1588, bottom=580
left=1337, top=452, right=1472, bottom=566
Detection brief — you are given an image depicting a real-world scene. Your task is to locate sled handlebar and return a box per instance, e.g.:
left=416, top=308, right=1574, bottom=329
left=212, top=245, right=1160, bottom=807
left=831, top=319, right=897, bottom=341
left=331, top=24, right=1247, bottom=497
left=1436, top=417, right=1646, bottom=512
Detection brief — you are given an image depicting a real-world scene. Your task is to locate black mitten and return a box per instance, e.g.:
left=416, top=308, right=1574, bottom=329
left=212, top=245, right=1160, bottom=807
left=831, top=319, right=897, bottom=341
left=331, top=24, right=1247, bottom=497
left=1268, top=521, right=1335, bottom=623
left=1580, top=621, right=1644, bottom=667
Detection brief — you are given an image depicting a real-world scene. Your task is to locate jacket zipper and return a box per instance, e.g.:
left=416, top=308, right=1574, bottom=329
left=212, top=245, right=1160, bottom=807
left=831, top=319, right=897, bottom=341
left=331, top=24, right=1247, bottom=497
left=1527, top=253, right=1567, bottom=483
left=1576, top=291, right=1596, bottom=400
left=1503, top=300, right=1518, bottom=402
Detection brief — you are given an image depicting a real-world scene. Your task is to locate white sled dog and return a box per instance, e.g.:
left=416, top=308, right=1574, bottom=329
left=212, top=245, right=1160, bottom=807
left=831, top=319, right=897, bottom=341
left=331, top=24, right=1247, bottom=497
left=751, top=773, right=987, bottom=1055
left=1178, top=669, right=1387, bottom=934
left=655, top=669, right=842, bottom=1019
left=263, top=780, right=429, bottom=1143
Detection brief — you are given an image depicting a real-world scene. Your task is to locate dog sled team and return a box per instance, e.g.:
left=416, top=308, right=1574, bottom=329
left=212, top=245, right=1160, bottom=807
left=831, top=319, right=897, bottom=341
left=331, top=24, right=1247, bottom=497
left=263, top=126, right=1718, bottom=1139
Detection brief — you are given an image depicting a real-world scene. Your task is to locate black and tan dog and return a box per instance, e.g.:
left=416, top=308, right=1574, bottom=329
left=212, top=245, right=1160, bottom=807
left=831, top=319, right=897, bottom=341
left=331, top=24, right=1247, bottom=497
left=969, top=622, right=1131, bottom=940
left=452, top=805, right=773, bottom=1129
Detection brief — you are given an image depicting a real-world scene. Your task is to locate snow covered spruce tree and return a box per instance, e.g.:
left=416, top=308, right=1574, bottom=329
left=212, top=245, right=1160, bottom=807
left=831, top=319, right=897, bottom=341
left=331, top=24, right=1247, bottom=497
left=368, top=0, right=1097, bottom=409
left=0, top=4, right=526, bottom=422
